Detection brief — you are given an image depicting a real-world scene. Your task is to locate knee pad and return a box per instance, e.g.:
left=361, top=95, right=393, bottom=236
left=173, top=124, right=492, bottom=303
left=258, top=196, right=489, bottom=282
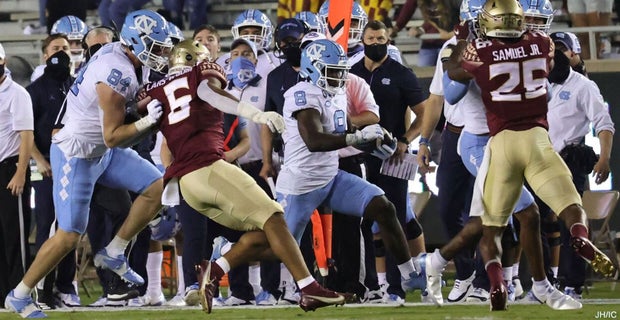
left=547, top=235, right=562, bottom=247
left=406, top=218, right=423, bottom=240
left=373, top=239, right=386, bottom=258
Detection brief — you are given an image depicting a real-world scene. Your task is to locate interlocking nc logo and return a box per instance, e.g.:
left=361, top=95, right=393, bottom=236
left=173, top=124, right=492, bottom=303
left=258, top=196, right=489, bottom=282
left=134, top=15, right=158, bottom=34
left=306, top=43, right=326, bottom=61
left=237, top=68, right=255, bottom=82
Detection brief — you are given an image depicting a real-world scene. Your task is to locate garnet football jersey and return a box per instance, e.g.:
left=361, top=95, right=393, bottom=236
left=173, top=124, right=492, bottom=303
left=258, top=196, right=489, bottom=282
left=461, top=30, right=554, bottom=136
left=146, top=61, right=227, bottom=183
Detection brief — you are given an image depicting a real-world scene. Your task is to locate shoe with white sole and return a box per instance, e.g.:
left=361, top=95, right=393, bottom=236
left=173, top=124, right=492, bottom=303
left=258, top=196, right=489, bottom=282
left=94, top=249, right=145, bottom=285
left=448, top=272, right=474, bottom=303
left=165, top=294, right=187, bottom=306
left=530, top=286, right=582, bottom=310
left=255, top=291, right=278, bottom=306
left=58, top=292, right=81, bottom=307
left=512, top=277, right=524, bottom=299
left=184, top=283, right=200, bottom=306
left=221, top=295, right=254, bottom=306
left=465, top=287, right=489, bottom=302
left=4, top=290, right=48, bottom=318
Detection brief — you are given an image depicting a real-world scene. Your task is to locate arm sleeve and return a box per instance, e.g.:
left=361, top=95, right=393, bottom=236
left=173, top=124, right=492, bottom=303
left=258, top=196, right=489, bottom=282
left=443, top=71, right=469, bottom=105
left=395, top=0, right=418, bottom=30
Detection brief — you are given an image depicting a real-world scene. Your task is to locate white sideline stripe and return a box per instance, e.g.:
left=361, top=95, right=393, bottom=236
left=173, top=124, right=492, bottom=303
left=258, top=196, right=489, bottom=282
left=1, top=299, right=620, bottom=313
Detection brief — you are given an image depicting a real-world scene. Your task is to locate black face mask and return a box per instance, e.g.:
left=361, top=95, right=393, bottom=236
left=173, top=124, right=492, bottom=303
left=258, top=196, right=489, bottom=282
left=548, top=49, right=570, bottom=84
left=85, top=43, right=104, bottom=63
left=0, top=64, right=5, bottom=79
left=282, top=45, right=302, bottom=67
left=364, top=43, right=388, bottom=62
left=45, top=50, right=71, bottom=81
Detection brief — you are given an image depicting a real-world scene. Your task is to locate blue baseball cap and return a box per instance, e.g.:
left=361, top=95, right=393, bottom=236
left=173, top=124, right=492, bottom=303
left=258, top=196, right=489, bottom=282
left=551, top=32, right=581, bottom=54
left=276, top=18, right=307, bottom=42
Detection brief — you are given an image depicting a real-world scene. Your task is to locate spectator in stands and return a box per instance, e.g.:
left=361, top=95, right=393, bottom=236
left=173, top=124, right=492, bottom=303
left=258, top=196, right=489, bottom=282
left=406, top=0, right=459, bottom=66
left=98, top=0, right=149, bottom=30
left=276, top=0, right=323, bottom=24
left=567, top=0, right=614, bottom=59
left=0, top=42, right=34, bottom=307
left=27, top=34, right=81, bottom=309
left=45, top=0, right=87, bottom=34
left=360, top=0, right=394, bottom=22
left=162, top=0, right=208, bottom=31
left=23, top=0, right=48, bottom=35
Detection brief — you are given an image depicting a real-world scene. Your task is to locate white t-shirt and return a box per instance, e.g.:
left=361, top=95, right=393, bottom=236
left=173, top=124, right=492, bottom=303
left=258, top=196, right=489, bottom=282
left=0, top=76, right=34, bottom=161
left=226, top=78, right=268, bottom=164
left=52, top=42, right=140, bottom=158
left=547, top=69, right=615, bottom=152
left=276, top=82, right=345, bottom=194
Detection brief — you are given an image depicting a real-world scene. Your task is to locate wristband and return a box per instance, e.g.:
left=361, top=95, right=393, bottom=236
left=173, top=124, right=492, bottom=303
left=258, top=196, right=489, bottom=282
left=398, top=136, right=410, bottom=145
left=419, top=137, right=430, bottom=146
left=134, top=116, right=155, bottom=132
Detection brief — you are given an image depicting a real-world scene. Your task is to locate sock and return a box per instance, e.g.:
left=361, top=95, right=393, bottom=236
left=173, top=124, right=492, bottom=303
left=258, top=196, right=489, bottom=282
left=570, top=223, right=595, bottom=261
left=14, top=281, right=32, bottom=299
left=532, top=278, right=553, bottom=296
left=249, top=264, right=261, bottom=288
left=280, top=264, right=294, bottom=289
left=512, top=263, right=520, bottom=278
left=176, top=256, right=185, bottom=294
left=146, top=251, right=163, bottom=297
left=485, top=260, right=504, bottom=289
left=569, top=223, right=588, bottom=239
left=296, top=276, right=315, bottom=290
left=551, top=266, right=559, bottom=279
left=221, top=241, right=233, bottom=256
left=431, top=249, right=448, bottom=272
left=377, top=272, right=387, bottom=285
left=106, top=236, right=130, bottom=257
left=503, top=266, right=513, bottom=282
left=213, top=258, right=229, bottom=281
left=397, top=258, right=416, bottom=280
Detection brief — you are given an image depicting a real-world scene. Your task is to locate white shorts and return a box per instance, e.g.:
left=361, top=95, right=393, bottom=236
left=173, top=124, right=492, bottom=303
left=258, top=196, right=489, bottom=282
left=567, top=0, right=613, bottom=14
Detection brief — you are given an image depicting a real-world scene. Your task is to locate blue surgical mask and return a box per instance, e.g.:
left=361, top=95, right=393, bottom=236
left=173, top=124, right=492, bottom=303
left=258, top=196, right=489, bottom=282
left=230, top=56, right=257, bottom=89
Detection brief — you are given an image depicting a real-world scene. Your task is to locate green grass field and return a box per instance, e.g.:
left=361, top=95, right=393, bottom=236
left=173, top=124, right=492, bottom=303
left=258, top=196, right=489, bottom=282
left=1, top=282, right=618, bottom=320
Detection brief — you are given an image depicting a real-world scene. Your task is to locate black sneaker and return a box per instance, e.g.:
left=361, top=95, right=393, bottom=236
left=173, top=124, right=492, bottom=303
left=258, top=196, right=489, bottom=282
left=106, top=275, right=140, bottom=301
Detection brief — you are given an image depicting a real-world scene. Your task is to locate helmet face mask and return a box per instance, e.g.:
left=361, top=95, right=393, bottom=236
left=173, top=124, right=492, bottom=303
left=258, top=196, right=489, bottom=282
left=520, top=0, right=554, bottom=33
left=300, top=39, right=349, bottom=96
left=168, top=39, right=210, bottom=74
left=120, top=10, right=174, bottom=73
left=231, top=10, right=274, bottom=50
left=478, top=0, right=525, bottom=39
